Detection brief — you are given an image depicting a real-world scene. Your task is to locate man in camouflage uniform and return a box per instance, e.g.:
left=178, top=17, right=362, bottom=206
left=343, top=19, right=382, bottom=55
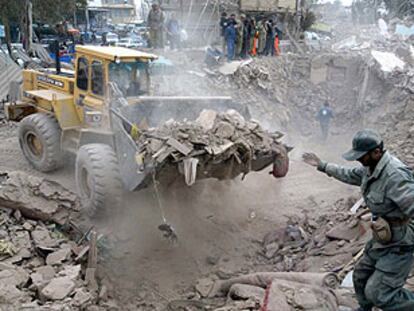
left=235, top=14, right=246, bottom=59
left=303, top=129, right=414, bottom=311
left=147, top=3, right=165, bottom=48
left=256, top=19, right=267, bottom=55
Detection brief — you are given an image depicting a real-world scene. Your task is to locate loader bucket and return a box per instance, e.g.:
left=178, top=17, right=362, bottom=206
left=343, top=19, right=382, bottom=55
left=109, top=91, right=287, bottom=192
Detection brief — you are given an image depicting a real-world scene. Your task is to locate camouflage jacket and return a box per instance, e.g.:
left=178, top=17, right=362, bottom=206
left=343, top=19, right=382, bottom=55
left=318, top=151, right=414, bottom=248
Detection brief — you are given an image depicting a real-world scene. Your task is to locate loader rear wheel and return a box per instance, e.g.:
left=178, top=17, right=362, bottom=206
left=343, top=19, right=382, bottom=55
left=75, top=144, right=123, bottom=218
left=18, top=113, right=63, bottom=172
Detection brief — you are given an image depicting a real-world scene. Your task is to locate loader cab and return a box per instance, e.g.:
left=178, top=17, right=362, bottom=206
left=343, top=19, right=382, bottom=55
left=108, top=60, right=150, bottom=97
left=73, top=45, right=157, bottom=124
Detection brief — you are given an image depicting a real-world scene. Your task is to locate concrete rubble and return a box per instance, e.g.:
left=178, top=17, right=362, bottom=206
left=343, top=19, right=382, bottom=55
left=135, top=109, right=288, bottom=184
left=0, top=171, right=117, bottom=310
left=0, top=171, right=78, bottom=223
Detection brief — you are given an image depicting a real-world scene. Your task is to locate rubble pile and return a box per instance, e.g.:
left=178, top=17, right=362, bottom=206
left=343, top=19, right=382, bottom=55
left=258, top=196, right=369, bottom=274
left=218, top=54, right=352, bottom=135
left=155, top=197, right=367, bottom=311
left=135, top=109, right=286, bottom=184
left=0, top=171, right=116, bottom=310
left=338, top=27, right=414, bottom=167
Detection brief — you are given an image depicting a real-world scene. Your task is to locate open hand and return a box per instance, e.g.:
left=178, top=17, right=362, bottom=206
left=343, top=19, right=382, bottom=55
left=302, top=152, right=321, bottom=167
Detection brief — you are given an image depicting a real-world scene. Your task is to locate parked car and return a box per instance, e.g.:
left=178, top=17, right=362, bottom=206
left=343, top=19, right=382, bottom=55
left=105, top=32, right=119, bottom=45
left=116, top=37, right=145, bottom=48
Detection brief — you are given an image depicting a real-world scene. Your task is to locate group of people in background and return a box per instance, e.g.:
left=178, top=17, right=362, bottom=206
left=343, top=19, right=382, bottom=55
left=148, top=3, right=182, bottom=50
left=220, top=12, right=282, bottom=62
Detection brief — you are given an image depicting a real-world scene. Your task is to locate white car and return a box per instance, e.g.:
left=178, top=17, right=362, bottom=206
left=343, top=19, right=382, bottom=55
left=106, top=33, right=119, bottom=45
left=116, top=37, right=144, bottom=48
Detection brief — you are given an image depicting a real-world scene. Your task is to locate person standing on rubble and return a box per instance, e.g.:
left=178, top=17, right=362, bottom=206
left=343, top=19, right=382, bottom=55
left=263, top=19, right=274, bottom=56
left=242, top=15, right=252, bottom=59
left=316, top=101, right=334, bottom=142
left=249, top=18, right=257, bottom=56
left=224, top=14, right=237, bottom=62
left=148, top=3, right=165, bottom=49
left=219, top=12, right=229, bottom=55
left=256, top=15, right=267, bottom=55
left=303, top=129, right=414, bottom=311
left=235, top=14, right=246, bottom=59
left=166, top=13, right=180, bottom=50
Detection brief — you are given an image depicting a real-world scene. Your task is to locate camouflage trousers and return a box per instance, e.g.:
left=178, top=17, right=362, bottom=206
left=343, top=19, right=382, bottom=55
left=353, top=240, right=414, bottom=311
left=150, top=29, right=164, bottom=48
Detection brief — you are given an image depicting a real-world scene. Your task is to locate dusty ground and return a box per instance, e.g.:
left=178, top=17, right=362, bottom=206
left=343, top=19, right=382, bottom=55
left=0, top=121, right=358, bottom=309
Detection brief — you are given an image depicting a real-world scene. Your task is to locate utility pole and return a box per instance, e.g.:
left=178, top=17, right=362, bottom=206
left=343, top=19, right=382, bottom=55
left=25, top=0, right=33, bottom=53
left=74, top=2, right=78, bottom=28
left=295, top=0, right=301, bottom=38
left=85, top=5, right=90, bottom=32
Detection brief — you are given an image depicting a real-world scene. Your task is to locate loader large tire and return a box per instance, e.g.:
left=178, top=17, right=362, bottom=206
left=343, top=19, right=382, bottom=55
left=75, top=144, right=123, bottom=218
left=18, top=113, right=63, bottom=172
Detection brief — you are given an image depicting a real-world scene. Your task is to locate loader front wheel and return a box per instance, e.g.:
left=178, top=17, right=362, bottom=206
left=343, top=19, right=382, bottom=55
left=75, top=144, right=123, bottom=218
left=18, top=113, right=63, bottom=172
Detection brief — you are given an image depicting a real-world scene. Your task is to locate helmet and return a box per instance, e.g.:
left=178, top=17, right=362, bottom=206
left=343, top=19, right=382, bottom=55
left=342, top=129, right=383, bottom=161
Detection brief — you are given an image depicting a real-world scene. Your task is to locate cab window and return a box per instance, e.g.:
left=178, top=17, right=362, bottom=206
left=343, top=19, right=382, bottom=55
left=77, top=57, right=89, bottom=91
left=109, top=61, right=149, bottom=97
left=91, top=61, right=104, bottom=96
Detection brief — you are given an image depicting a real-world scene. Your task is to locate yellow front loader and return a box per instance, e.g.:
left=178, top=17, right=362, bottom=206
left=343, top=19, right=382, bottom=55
left=6, top=45, right=288, bottom=217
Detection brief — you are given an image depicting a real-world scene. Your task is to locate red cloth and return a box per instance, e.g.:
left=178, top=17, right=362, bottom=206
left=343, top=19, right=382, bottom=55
left=272, top=147, right=289, bottom=178
left=274, top=37, right=280, bottom=56
left=260, top=282, right=272, bottom=311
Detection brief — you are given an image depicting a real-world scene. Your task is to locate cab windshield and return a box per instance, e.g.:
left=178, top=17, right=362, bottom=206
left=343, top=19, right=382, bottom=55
left=109, top=61, right=149, bottom=97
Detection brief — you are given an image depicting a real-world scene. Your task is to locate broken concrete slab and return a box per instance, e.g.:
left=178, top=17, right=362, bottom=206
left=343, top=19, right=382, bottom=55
left=326, top=221, right=360, bottom=242
left=11, top=230, right=32, bottom=250
left=0, top=267, right=30, bottom=287
left=228, top=284, right=265, bottom=302
left=371, top=50, right=405, bottom=72
left=293, top=287, right=320, bottom=309
left=58, top=264, right=81, bottom=281
left=72, top=288, right=93, bottom=307
left=0, top=281, right=26, bottom=304
left=264, top=242, right=280, bottom=259
left=195, top=278, right=214, bottom=298
left=214, top=122, right=235, bottom=139
left=31, top=227, right=58, bottom=249
left=0, top=171, right=76, bottom=222
left=41, top=276, right=76, bottom=300
left=196, top=109, right=217, bottom=131
left=266, top=282, right=291, bottom=311
left=218, top=60, right=251, bottom=76
left=166, top=137, right=192, bottom=155
left=31, top=265, right=55, bottom=290
left=46, top=248, right=72, bottom=266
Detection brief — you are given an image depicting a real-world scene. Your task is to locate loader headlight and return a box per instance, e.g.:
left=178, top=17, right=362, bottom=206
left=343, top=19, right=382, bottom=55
left=85, top=110, right=103, bottom=127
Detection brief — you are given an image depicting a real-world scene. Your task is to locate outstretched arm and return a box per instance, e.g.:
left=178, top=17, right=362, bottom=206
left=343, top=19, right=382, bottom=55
left=303, top=153, right=364, bottom=186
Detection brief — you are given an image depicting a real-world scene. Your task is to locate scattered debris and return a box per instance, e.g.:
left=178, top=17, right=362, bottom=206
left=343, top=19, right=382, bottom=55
left=0, top=172, right=116, bottom=309
left=371, top=50, right=405, bottom=72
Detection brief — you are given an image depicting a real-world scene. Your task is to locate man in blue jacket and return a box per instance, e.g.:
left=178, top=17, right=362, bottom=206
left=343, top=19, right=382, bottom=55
left=224, top=14, right=237, bottom=62
left=316, top=101, right=334, bottom=142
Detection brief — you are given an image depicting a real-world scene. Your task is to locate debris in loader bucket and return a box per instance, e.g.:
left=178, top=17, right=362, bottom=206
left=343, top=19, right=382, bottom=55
left=133, top=109, right=288, bottom=185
